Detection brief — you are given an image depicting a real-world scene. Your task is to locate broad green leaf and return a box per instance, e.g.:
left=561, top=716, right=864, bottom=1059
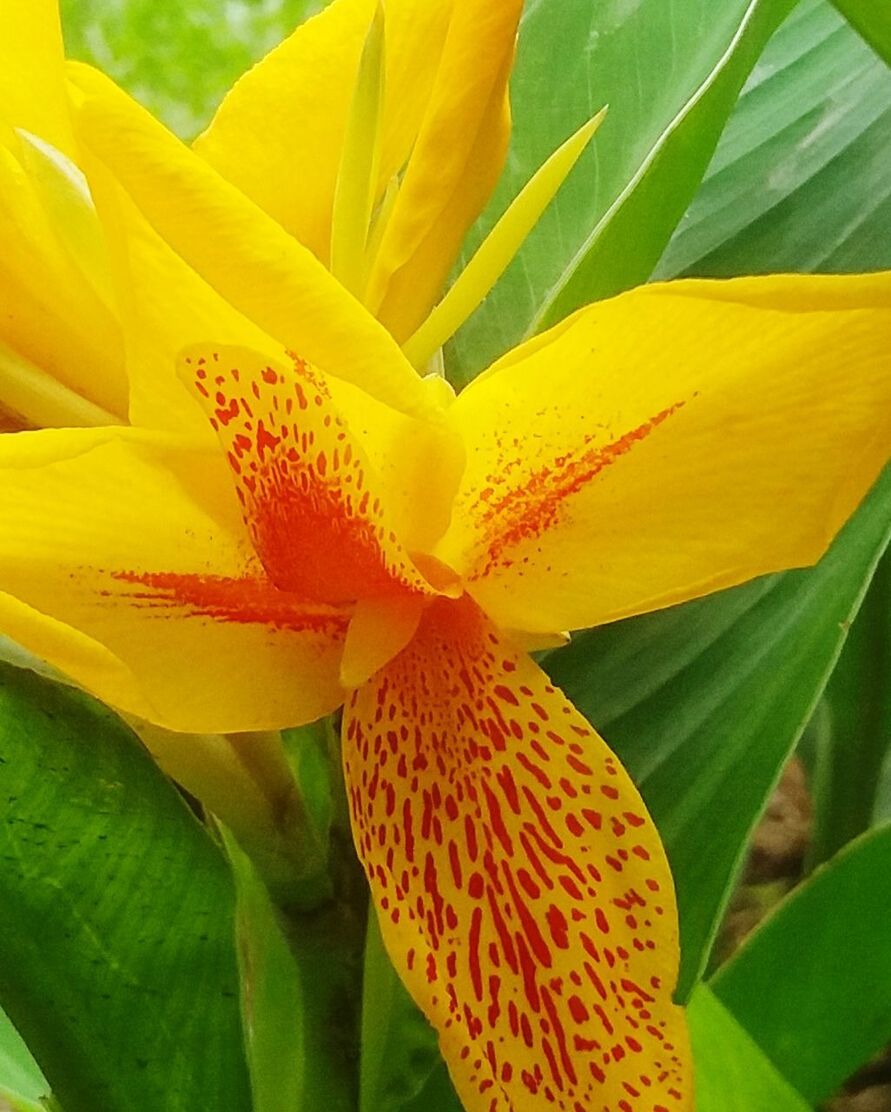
left=831, top=0, right=891, bottom=63
left=545, top=466, right=891, bottom=999
left=0, top=663, right=251, bottom=1112
left=445, top=0, right=794, bottom=386
left=225, top=830, right=357, bottom=1112
left=655, top=0, right=891, bottom=280
left=687, top=985, right=811, bottom=1111
left=0, top=1007, right=46, bottom=1107
left=713, top=823, right=891, bottom=1103
left=359, top=912, right=460, bottom=1112
left=806, top=556, right=891, bottom=868
left=60, top=0, right=325, bottom=139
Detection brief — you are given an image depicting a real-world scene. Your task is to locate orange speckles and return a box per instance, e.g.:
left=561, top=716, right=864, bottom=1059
left=469, top=402, right=686, bottom=579
left=343, top=596, right=688, bottom=1111
left=111, top=569, right=349, bottom=635
left=184, top=345, right=429, bottom=605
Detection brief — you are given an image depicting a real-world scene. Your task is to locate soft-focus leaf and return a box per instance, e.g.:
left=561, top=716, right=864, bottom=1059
left=714, top=823, right=891, bottom=1103
left=687, top=985, right=811, bottom=1111
left=831, top=0, right=891, bottom=62
left=60, top=0, right=325, bottom=138
left=806, top=556, right=891, bottom=868
left=0, top=1007, right=46, bottom=1107
left=225, top=829, right=356, bottom=1112
left=546, top=466, right=891, bottom=999
left=655, top=0, right=891, bottom=280
left=445, top=0, right=794, bottom=385
left=0, top=663, right=251, bottom=1112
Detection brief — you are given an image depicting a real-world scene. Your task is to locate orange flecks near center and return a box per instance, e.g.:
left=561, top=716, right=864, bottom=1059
left=183, top=345, right=430, bottom=604
left=343, top=596, right=690, bottom=1111
left=111, top=569, right=351, bottom=635
left=472, top=402, right=685, bottom=580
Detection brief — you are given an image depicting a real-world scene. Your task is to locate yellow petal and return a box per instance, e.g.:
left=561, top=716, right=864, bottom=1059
left=367, top=0, right=524, bottom=341
left=344, top=596, right=690, bottom=1111
left=340, top=593, right=424, bottom=688
left=0, top=0, right=75, bottom=157
left=194, top=0, right=453, bottom=265
left=0, top=127, right=126, bottom=423
left=0, top=428, right=347, bottom=733
left=80, top=149, right=279, bottom=438
left=437, top=273, right=891, bottom=633
left=179, top=343, right=436, bottom=602
left=403, top=109, right=607, bottom=369
left=67, top=62, right=434, bottom=420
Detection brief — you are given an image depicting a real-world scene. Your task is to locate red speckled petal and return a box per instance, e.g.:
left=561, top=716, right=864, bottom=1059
left=344, top=597, right=690, bottom=1112
left=181, top=343, right=433, bottom=604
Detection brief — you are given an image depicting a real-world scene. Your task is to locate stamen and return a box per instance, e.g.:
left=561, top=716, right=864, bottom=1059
left=329, top=4, right=386, bottom=297
left=402, top=108, right=607, bottom=370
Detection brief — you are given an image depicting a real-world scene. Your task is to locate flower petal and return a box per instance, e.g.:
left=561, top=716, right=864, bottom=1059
left=1, top=0, right=74, bottom=157
left=0, top=126, right=126, bottom=423
left=194, top=0, right=453, bottom=266
left=0, top=429, right=347, bottom=732
left=180, top=343, right=435, bottom=602
left=344, top=597, right=689, bottom=1112
left=67, top=62, right=434, bottom=420
left=367, top=0, right=523, bottom=341
left=437, top=274, right=891, bottom=633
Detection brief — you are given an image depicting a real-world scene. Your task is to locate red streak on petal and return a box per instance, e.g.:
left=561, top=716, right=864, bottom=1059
left=111, top=570, right=349, bottom=634
left=473, top=401, right=686, bottom=578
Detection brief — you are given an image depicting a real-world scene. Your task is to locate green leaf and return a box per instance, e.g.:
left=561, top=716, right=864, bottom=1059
left=359, top=911, right=460, bottom=1112
left=59, top=0, right=325, bottom=139
left=687, top=985, right=811, bottom=1111
left=445, top=0, right=794, bottom=386
left=805, top=555, right=891, bottom=868
left=831, top=0, right=891, bottom=63
left=713, top=823, right=891, bottom=1103
left=545, top=466, right=891, bottom=999
left=0, top=663, right=251, bottom=1112
left=0, top=1006, right=46, bottom=1107
left=224, top=829, right=357, bottom=1112
left=655, top=0, right=891, bottom=281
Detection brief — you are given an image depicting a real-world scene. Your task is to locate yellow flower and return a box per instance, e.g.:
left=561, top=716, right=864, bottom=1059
left=2, top=3, right=891, bottom=1111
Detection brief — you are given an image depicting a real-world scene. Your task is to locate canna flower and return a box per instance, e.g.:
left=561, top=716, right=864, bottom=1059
left=1, top=2, right=890, bottom=1110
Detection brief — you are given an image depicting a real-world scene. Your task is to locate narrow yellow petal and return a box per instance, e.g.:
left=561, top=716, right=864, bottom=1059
left=0, top=129, right=127, bottom=423
left=403, top=110, right=606, bottom=369
left=366, top=0, right=523, bottom=341
left=330, top=4, right=386, bottom=296
left=437, top=273, right=891, bottom=634
left=194, top=0, right=453, bottom=264
left=0, top=338, right=117, bottom=428
left=15, top=127, right=116, bottom=311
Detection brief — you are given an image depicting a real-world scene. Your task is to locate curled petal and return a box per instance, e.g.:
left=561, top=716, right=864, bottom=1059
left=344, top=597, right=689, bottom=1111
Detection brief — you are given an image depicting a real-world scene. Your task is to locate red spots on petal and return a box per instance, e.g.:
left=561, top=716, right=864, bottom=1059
left=470, top=402, right=687, bottom=578
left=342, top=597, right=688, bottom=1112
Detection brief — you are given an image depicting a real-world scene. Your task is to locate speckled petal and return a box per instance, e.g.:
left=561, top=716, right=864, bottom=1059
left=181, top=343, right=434, bottom=603
left=344, top=596, right=690, bottom=1112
